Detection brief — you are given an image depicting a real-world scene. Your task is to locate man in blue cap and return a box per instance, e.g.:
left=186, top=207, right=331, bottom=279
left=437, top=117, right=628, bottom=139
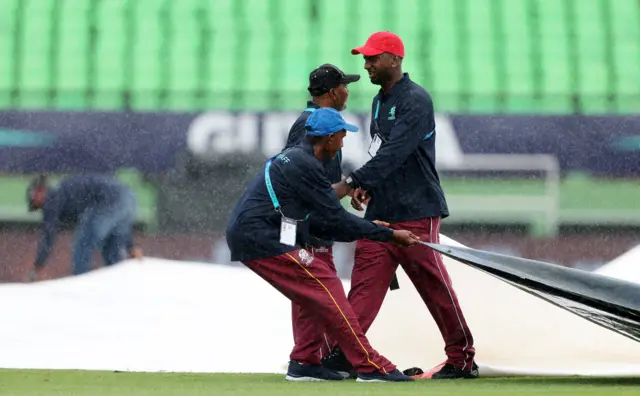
left=283, top=63, right=360, bottom=374
left=226, top=108, right=418, bottom=383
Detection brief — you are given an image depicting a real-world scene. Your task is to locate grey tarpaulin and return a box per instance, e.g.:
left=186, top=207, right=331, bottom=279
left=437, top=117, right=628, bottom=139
left=422, top=242, right=640, bottom=343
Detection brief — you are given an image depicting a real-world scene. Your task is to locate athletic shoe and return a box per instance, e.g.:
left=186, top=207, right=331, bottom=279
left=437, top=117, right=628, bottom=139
left=430, top=361, right=479, bottom=379
left=321, top=347, right=356, bottom=379
left=356, top=369, right=415, bottom=382
left=285, top=360, right=344, bottom=382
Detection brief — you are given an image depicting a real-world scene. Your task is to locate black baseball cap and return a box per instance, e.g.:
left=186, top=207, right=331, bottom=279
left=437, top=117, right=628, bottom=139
left=308, top=64, right=361, bottom=96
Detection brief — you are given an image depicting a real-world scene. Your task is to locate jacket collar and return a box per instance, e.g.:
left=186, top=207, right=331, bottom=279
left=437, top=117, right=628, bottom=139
left=377, top=72, right=411, bottom=98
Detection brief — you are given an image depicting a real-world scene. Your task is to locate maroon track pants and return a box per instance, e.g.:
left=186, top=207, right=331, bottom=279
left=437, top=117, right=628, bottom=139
left=290, top=246, right=336, bottom=364
left=243, top=248, right=395, bottom=374
left=348, top=217, right=476, bottom=371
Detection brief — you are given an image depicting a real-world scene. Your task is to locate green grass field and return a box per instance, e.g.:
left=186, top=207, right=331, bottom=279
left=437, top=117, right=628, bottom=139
left=5, top=172, right=639, bottom=214
left=440, top=174, right=640, bottom=233
left=441, top=175, right=640, bottom=212
left=1, top=370, right=639, bottom=396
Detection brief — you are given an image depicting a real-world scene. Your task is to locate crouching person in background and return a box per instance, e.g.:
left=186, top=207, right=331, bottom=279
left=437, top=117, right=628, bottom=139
left=27, top=174, right=143, bottom=278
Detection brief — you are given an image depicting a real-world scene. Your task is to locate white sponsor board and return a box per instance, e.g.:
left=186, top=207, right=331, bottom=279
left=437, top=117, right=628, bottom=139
left=186, top=111, right=464, bottom=169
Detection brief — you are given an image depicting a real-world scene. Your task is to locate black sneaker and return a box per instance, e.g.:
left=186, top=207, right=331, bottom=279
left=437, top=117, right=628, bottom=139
left=431, top=362, right=479, bottom=379
left=356, top=368, right=415, bottom=383
left=285, top=360, right=344, bottom=382
left=321, top=347, right=356, bottom=379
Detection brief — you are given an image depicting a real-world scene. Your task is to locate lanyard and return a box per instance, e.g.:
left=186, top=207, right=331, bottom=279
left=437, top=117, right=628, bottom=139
left=264, top=157, right=281, bottom=212
left=264, top=155, right=310, bottom=221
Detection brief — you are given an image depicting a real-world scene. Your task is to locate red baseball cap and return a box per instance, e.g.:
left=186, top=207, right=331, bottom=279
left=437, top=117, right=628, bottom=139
left=351, top=31, right=405, bottom=58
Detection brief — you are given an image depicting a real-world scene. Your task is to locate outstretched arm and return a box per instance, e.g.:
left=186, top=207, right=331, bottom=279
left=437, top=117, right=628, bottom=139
left=34, top=195, right=63, bottom=267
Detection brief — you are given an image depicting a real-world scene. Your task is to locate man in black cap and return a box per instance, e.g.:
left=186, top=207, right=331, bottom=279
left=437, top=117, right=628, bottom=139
left=284, top=63, right=360, bottom=153
left=282, top=64, right=360, bottom=376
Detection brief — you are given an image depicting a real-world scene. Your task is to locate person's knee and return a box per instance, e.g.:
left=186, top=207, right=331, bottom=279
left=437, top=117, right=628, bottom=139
left=75, top=222, right=102, bottom=249
left=88, top=214, right=117, bottom=242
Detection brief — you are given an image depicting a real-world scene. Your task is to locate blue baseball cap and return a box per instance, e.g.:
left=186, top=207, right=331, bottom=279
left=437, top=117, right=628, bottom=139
left=305, top=108, right=359, bottom=136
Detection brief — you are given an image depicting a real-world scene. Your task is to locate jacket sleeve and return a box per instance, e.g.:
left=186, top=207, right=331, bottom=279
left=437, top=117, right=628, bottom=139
left=282, top=159, right=394, bottom=243
left=350, top=93, right=435, bottom=190
left=307, top=218, right=357, bottom=243
left=295, top=219, right=332, bottom=248
left=307, top=216, right=339, bottom=244
left=34, top=195, right=62, bottom=267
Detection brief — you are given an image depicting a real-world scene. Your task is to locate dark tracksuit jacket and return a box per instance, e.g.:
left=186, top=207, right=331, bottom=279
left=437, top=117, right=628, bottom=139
left=284, top=101, right=343, bottom=249
left=225, top=141, right=394, bottom=262
left=35, top=175, right=134, bottom=267
left=349, top=73, right=449, bottom=223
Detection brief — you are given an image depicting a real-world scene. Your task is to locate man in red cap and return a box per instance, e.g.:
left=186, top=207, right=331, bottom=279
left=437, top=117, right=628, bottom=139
left=328, top=31, right=479, bottom=380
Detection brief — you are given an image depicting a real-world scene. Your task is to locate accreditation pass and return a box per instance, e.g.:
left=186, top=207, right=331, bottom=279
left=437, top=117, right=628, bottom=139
left=280, top=217, right=297, bottom=246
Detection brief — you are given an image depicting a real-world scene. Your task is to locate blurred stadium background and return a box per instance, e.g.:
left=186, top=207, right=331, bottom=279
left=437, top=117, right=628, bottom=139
left=0, top=0, right=639, bottom=281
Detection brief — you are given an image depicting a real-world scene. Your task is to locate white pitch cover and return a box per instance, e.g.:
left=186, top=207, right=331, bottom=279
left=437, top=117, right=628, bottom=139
left=0, top=234, right=639, bottom=377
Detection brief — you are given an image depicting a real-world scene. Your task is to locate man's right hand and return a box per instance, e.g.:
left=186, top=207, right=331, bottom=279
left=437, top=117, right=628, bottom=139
left=350, top=188, right=370, bottom=211
left=391, top=230, right=420, bottom=247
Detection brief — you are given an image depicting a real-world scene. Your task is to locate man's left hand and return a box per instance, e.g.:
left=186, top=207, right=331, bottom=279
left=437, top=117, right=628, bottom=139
left=129, top=247, right=144, bottom=259
left=351, top=188, right=371, bottom=211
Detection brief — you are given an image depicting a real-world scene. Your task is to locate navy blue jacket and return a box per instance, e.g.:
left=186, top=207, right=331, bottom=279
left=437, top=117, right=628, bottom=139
left=284, top=101, right=343, bottom=184
left=284, top=101, right=344, bottom=248
left=350, top=73, right=449, bottom=223
left=35, top=175, right=133, bottom=266
left=226, top=142, right=394, bottom=262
